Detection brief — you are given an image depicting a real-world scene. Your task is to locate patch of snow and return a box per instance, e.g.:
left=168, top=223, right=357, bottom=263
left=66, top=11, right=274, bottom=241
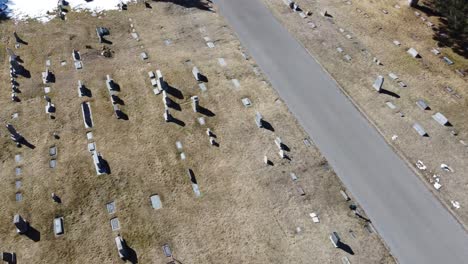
left=1, top=0, right=135, bottom=22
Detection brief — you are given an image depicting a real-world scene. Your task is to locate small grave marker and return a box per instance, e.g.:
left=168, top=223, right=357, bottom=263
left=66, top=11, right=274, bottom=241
left=199, top=83, right=207, bottom=92
left=198, top=117, right=206, bottom=125
left=150, top=195, right=162, bottom=209
left=413, top=123, right=428, bottom=137
left=241, top=98, right=252, bottom=107
left=416, top=100, right=429, bottom=110
left=15, top=192, right=22, bottom=202
left=110, top=217, right=120, bottom=231
left=218, top=58, right=227, bottom=67
left=432, top=112, right=449, bottom=126
left=231, top=79, right=240, bottom=89
left=407, top=48, right=420, bottom=58
left=106, top=201, right=116, bottom=214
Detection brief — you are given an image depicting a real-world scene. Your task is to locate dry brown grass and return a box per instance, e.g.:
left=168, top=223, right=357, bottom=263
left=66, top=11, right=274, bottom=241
left=0, top=1, right=393, bottom=263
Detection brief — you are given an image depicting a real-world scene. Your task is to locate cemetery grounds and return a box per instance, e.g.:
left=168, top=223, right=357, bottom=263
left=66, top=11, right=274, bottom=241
left=262, top=0, right=468, bottom=228
left=0, top=1, right=394, bottom=263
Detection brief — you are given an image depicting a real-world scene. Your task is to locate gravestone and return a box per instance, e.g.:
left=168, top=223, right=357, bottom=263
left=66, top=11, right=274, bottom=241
left=115, top=236, right=128, bottom=259
left=162, top=244, right=172, bottom=257
left=416, top=100, right=429, bottom=110
left=373, top=75, right=384, bottom=92
left=255, top=112, right=263, bottom=128
left=107, top=201, right=116, bottom=214
left=241, top=98, right=252, bottom=107
left=275, top=137, right=283, bottom=150
left=150, top=194, right=162, bottom=209
left=388, top=73, right=398, bottom=80
left=407, top=48, right=420, bottom=58
left=329, top=232, right=340, bottom=247
left=191, top=96, right=199, bottom=112
left=413, top=123, right=428, bottom=136
left=192, top=67, right=201, bottom=81
left=110, top=217, right=120, bottom=231
left=140, top=52, right=148, bottom=60
left=13, top=214, right=29, bottom=234
left=432, top=112, right=449, bottom=126
left=54, top=217, right=64, bottom=235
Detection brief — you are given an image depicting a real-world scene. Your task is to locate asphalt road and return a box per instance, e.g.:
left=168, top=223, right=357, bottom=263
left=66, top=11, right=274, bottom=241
left=213, top=0, right=468, bottom=263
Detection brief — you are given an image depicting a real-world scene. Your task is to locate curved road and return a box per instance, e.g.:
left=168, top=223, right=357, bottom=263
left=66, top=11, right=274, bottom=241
left=213, top=0, right=468, bottom=263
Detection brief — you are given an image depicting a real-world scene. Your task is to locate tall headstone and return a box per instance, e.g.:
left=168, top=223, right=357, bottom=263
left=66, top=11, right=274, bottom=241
left=191, top=96, right=199, bottom=112
left=13, top=214, right=29, bottom=234
left=255, top=112, right=264, bottom=128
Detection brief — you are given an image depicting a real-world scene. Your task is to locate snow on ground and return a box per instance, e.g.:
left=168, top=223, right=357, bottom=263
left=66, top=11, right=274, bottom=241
left=0, top=0, right=134, bottom=22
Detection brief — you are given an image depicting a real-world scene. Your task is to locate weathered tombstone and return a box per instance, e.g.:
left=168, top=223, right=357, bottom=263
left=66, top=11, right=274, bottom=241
left=140, top=52, right=148, bottom=60
left=218, top=58, right=227, bottom=67
left=50, top=159, right=57, bottom=168
left=407, top=48, right=420, bottom=58
left=275, top=137, right=283, bottom=150
left=88, top=142, right=96, bottom=152
left=162, top=244, right=172, bottom=257
left=264, top=155, right=269, bottom=165
left=329, top=232, right=341, bottom=247
left=53, top=217, right=64, bottom=236
left=199, top=83, right=207, bottom=92
left=340, top=190, right=350, bottom=201
left=413, top=123, right=428, bottom=137
left=92, top=151, right=106, bottom=175
left=206, top=128, right=213, bottom=137
left=255, top=112, right=263, bottom=128
left=431, top=48, right=441, bottom=55
left=296, top=186, right=306, bottom=196
left=337, top=47, right=344, bottom=53
left=42, top=68, right=51, bottom=84
left=106, top=75, right=117, bottom=91
left=290, top=173, right=298, bottom=181
left=241, top=98, right=252, bottom=107
left=373, top=75, right=384, bottom=92
left=175, top=141, right=183, bottom=151
left=197, top=117, right=205, bottom=125
left=443, top=57, right=454, bottom=65
left=15, top=192, right=22, bottom=202
left=192, top=66, right=201, bottom=81
left=81, top=102, right=93, bottom=128
left=432, top=112, right=449, bottom=126
left=164, top=109, right=171, bottom=122
left=148, top=71, right=155, bottom=79
left=279, top=150, right=286, bottom=159
left=388, top=73, right=398, bottom=80
left=344, top=54, right=352, bottom=61
left=115, top=236, right=128, bottom=259
left=49, top=146, right=57, bottom=156
left=386, top=102, right=396, bottom=110
left=150, top=194, right=162, bottom=209
left=393, top=40, right=401, bottom=46
left=106, top=201, right=116, bottom=214
left=231, top=79, right=240, bottom=89
left=13, top=214, right=29, bottom=234
left=191, top=96, right=199, bottom=112
left=72, top=49, right=81, bottom=61
left=416, top=100, right=429, bottom=110
left=110, top=217, right=120, bottom=231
